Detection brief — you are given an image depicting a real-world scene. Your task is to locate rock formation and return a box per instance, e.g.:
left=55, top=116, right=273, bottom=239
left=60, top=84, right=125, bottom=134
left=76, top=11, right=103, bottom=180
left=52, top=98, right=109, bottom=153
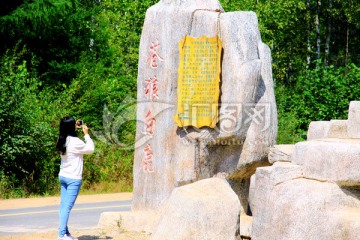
left=250, top=101, right=360, bottom=240
left=132, top=0, right=277, bottom=214
left=150, top=178, right=240, bottom=240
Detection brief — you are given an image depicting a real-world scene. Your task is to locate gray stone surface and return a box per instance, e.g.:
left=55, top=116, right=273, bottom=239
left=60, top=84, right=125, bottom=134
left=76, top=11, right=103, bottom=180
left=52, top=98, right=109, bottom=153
left=248, top=173, right=256, bottom=216
left=307, top=121, right=331, bottom=140
left=150, top=178, right=240, bottom=240
left=239, top=214, right=253, bottom=239
left=268, top=144, right=294, bottom=163
left=98, top=210, right=159, bottom=233
left=251, top=162, right=304, bottom=217
left=251, top=163, right=360, bottom=240
left=292, top=140, right=360, bottom=186
left=348, top=101, right=360, bottom=138
left=331, top=207, right=360, bottom=240
left=230, top=40, right=277, bottom=179
left=325, top=120, right=349, bottom=138
left=133, top=0, right=277, bottom=211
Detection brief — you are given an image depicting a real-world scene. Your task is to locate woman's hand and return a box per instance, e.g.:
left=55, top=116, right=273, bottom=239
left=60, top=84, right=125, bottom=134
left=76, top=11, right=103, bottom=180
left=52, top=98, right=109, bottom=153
left=82, top=125, right=89, bottom=135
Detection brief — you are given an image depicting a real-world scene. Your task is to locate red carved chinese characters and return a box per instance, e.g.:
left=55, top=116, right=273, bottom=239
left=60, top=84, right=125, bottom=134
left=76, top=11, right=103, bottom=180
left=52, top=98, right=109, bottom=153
left=142, top=144, right=154, bottom=173
left=145, top=75, right=159, bottom=101
left=147, top=40, right=164, bottom=69
left=144, top=110, right=156, bottom=136
left=142, top=39, right=164, bottom=174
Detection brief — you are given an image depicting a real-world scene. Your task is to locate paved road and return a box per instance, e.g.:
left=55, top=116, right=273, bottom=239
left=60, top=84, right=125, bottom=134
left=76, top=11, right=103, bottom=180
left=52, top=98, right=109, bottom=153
left=0, top=199, right=132, bottom=236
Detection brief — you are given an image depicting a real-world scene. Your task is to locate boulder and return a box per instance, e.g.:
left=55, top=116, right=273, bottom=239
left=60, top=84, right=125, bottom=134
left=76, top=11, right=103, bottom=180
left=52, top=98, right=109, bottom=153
left=325, top=120, right=349, bottom=138
left=251, top=163, right=360, bottom=240
left=150, top=178, right=240, bottom=240
left=331, top=207, right=360, bottom=240
left=307, top=121, right=330, bottom=140
left=98, top=210, right=159, bottom=233
left=248, top=173, right=257, bottom=214
left=250, top=162, right=304, bottom=216
left=348, top=101, right=360, bottom=138
left=268, top=144, right=294, bottom=163
left=239, top=214, right=253, bottom=239
left=292, top=140, right=360, bottom=186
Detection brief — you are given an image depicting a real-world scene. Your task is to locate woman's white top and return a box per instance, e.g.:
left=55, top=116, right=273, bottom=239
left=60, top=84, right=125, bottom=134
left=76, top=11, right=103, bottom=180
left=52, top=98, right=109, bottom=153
left=59, top=134, right=94, bottom=180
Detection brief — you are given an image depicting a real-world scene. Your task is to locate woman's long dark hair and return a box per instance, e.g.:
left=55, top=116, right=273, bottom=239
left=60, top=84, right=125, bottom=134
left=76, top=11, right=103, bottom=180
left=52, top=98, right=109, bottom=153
left=56, top=116, right=77, bottom=155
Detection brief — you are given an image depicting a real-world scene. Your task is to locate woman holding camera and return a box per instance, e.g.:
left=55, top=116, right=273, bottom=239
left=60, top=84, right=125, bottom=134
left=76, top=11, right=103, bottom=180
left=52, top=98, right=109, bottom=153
left=55, top=116, right=94, bottom=240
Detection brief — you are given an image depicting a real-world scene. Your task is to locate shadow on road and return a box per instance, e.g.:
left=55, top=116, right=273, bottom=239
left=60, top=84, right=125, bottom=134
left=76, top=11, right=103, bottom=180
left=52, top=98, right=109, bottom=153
left=79, top=235, right=112, bottom=240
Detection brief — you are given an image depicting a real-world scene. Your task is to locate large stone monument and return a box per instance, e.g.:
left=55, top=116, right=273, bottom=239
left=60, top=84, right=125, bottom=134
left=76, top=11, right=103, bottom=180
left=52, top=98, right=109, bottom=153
left=132, top=0, right=277, bottom=213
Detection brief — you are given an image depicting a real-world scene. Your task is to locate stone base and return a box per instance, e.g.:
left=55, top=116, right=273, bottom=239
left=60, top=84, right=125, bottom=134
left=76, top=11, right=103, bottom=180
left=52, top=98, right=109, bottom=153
left=332, top=208, right=360, bottom=239
left=98, top=210, right=159, bottom=233
left=292, top=139, right=360, bottom=185
left=240, top=214, right=253, bottom=239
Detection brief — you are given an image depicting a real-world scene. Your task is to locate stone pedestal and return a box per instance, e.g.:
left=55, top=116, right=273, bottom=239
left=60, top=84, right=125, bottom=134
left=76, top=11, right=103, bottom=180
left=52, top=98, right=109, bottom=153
left=293, top=140, right=360, bottom=186
left=348, top=101, right=360, bottom=138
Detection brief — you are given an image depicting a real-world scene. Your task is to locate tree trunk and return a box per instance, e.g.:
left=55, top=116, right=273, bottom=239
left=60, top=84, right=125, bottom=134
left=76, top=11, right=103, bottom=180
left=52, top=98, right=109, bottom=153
left=315, top=0, right=321, bottom=62
left=345, top=24, right=349, bottom=71
left=324, top=0, right=333, bottom=66
left=306, top=0, right=312, bottom=70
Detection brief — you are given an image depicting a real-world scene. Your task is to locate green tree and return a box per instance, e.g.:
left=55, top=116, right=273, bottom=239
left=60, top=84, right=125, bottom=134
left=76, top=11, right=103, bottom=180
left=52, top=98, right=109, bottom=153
left=0, top=0, right=95, bottom=85
left=0, top=49, right=59, bottom=197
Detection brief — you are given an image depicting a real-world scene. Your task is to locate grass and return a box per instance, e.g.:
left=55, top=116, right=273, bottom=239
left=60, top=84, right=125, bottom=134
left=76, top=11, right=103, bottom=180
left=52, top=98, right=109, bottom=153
left=81, top=179, right=133, bottom=195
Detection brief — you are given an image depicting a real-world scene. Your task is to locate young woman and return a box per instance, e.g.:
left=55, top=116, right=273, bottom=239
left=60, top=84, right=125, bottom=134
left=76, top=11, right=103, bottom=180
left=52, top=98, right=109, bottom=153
left=56, top=116, right=94, bottom=240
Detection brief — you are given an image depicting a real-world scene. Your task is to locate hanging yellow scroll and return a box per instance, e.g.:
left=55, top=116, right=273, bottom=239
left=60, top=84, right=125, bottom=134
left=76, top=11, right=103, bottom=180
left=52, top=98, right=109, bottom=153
left=174, top=35, right=222, bottom=128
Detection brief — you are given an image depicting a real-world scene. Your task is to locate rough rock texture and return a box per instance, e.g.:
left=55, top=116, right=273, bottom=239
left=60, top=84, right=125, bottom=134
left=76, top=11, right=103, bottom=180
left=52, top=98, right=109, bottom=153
left=239, top=214, right=253, bottom=239
left=325, top=120, right=349, bottom=138
left=249, top=103, right=360, bottom=240
left=268, top=144, right=294, bottom=163
left=248, top=173, right=257, bottom=214
left=150, top=178, right=240, bottom=240
left=250, top=162, right=304, bottom=216
left=307, top=121, right=331, bottom=140
left=133, top=0, right=277, bottom=211
left=348, top=101, right=360, bottom=138
left=292, top=140, right=360, bottom=186
left=98, top=211, right=159, bottom=233
left=251, top=162, right=360, bottom=240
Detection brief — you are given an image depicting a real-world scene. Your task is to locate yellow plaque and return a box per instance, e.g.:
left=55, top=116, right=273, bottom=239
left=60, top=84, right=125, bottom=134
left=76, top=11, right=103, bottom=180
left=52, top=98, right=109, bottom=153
left=174, top=35, right=222, bottom=128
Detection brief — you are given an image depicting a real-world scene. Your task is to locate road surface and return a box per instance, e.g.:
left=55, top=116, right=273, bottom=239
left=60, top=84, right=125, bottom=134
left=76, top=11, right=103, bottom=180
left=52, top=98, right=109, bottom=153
left=0, top=193, right=132, bottom=236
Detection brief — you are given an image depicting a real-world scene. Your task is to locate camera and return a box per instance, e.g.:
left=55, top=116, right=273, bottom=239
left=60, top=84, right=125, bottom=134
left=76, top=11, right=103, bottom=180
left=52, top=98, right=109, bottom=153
left=77, top=120, right=84, bottom=127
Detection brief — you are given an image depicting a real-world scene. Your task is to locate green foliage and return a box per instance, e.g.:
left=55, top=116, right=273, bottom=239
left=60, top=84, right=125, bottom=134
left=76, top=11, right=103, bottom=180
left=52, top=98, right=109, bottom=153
left=221, top=0, right=360, bottom=82
left=275, top=84, right=306, bottom=144
left=0, top=48, right=59, bottom=197
left=292, top=62, right=360, bottom=127
left=0, top=0, right=95, bottom=84
left=82, top=142, right=134, bottom=190
left=221, top=0, right=308, bottom=82
left=0, top=0, right=75, bottom=37
left=0, top=0, right=158, bottom=198
left=277, top=62, right=360, bottom=141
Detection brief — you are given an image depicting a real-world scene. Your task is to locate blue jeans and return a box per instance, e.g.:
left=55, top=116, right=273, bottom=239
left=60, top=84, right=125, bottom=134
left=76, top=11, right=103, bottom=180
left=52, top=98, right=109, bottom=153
left=58, top=176, right=82, bottom=237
